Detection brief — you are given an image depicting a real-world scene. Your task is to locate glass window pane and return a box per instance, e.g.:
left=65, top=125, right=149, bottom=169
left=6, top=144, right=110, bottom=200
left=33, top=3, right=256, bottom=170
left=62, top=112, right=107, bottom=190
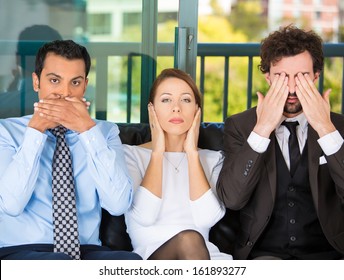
left=0, top=0, right=180, bottom=122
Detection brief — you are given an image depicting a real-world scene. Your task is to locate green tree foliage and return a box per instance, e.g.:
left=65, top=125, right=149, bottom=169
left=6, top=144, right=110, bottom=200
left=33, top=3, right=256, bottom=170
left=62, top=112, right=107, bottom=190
left=228, top=0, right=267, bottom=42
left=114, top=0, right=343, bottom=123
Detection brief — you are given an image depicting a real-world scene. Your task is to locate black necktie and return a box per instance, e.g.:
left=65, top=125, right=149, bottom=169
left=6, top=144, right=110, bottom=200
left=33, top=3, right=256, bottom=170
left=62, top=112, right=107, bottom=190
left=50, top=126, right=81, bottom=260
left=282, top=121, right=300, bottom=177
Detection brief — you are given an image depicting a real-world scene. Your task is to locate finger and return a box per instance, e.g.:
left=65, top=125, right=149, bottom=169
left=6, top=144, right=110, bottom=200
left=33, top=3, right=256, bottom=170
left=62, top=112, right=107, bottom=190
left=256, top=91, right=264, bottom=107
left=296, top=73, right=319, bottom=100
left=268, top=73, right=281, bottom=93
left=34, top=102, right=62, bottom=114
left=148, top=103, right=155, bottom=129
left=276, top=75, right=289, bottom=101
left=65, top=96, right=85, bottom=104
left=193, top=107, right=201, bottom=128
left=38, top=98, right=66, bottom=106
left=268, top=73, right=287, bottom=100
left=323, top=88, right=332, bottom=104
left=304, top=73, right=319, bottom=94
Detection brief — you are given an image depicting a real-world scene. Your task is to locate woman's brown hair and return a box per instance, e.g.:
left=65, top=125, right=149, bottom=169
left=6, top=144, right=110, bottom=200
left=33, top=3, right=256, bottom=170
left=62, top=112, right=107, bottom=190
left=149, top=68, right=202, bottom=109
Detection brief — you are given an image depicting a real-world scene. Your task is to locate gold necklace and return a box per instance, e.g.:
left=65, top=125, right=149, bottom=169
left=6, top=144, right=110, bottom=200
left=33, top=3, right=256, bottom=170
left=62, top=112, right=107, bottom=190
left=164, top=153, right=186, bottom=173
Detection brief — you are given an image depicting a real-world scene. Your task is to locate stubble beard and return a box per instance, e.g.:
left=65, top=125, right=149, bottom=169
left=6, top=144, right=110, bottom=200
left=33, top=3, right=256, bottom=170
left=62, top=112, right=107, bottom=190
left=284, top=101, right=302, bottom=115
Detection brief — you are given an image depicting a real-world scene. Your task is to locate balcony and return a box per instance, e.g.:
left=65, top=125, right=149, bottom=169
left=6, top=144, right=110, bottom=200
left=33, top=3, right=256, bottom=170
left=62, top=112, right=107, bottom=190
left=1, top=41, right=344, bottom=122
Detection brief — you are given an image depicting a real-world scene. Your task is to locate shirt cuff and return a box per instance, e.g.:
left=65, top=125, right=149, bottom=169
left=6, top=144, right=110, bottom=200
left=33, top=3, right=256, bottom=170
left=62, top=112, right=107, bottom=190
left=22, top=127, right=47, bottom=155
left=78, top=124, right=107, bottom=156
left=247, top=131, right=270, bottom=153
left=317, top=130, right=344, bottom=156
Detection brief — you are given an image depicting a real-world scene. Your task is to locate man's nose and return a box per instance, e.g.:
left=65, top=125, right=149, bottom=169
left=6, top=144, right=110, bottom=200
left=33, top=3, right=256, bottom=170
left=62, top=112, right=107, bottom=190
left=59, top=84, right=72, bottom=98
left=288, top=77, right=296, bottom=93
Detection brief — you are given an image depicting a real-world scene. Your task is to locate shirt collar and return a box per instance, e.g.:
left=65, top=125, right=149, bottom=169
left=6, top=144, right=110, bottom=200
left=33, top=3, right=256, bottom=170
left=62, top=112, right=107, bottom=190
left=277, top=113, right=308, bottom=133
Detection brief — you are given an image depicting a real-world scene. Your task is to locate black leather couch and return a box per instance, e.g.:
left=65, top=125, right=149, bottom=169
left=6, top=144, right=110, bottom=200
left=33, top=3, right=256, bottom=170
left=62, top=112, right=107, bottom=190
left=99, top=122, right=239, bottom=256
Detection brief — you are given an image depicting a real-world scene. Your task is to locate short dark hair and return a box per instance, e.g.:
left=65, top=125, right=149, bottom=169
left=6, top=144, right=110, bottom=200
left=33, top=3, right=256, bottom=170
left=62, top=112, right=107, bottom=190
left=258, top=24, right=324, bottom=74
left=34, top=40, right=91, bottom=78
left=149, top=68, right=202, bottom=109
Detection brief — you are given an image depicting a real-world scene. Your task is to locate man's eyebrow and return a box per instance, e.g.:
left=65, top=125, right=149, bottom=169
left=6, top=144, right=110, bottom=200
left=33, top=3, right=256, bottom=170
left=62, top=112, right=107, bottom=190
left=71, top=75, right=85, bottom=80
left=46, top=72, right=62, bottom=78
left=45, top=73, right=85, bottom=80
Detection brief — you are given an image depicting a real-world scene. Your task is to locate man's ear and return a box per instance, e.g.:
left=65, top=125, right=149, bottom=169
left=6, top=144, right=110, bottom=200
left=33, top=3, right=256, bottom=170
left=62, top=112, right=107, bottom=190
left=32, top=72, right=39, bottom=92
left=264, top=73, right=271, bottom=86
left=314, top=71, right=320, bottom=81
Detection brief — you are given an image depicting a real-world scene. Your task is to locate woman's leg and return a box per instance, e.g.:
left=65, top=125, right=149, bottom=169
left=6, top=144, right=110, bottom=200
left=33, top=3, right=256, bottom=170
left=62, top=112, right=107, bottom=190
left=148, top=230, right=210, bottom=260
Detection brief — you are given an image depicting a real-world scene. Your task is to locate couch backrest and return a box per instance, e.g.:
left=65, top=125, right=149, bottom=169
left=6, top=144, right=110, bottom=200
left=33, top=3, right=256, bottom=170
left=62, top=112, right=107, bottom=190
left=100, top=122, right=238, bottom=254
left=117, top=122, right=225, bottom=150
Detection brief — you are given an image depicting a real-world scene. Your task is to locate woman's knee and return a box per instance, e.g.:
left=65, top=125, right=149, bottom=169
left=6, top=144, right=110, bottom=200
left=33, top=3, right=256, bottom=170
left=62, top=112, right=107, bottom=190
left=174, top=230, right=210, bottom=259
left=175, top=230, right=205, bottom=245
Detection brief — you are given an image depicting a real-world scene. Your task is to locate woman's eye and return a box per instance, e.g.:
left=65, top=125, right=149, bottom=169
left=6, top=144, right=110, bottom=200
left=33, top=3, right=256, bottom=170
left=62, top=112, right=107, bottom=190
left=181, top=98, right=191, bottom=103
left=161, top=98, right=171, bottom=103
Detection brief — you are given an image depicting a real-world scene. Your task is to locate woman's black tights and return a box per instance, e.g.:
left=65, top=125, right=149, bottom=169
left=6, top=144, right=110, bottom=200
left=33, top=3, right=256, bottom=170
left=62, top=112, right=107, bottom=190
left=148, top=230, right=210, bottom=260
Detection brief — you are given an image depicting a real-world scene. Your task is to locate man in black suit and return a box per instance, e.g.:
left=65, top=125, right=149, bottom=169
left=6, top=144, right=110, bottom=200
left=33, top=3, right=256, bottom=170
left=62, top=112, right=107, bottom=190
left=216, top=24, right=344, bottom=260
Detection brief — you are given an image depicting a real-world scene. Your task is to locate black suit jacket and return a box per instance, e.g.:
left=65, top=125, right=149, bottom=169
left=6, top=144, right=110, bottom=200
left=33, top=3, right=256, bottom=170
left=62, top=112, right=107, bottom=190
left=217, top=107, right=344, bottom=259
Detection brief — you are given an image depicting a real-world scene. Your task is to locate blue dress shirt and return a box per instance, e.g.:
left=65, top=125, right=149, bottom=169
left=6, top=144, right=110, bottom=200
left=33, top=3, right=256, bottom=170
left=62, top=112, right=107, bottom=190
left=0, top=115, right=132, bottom=248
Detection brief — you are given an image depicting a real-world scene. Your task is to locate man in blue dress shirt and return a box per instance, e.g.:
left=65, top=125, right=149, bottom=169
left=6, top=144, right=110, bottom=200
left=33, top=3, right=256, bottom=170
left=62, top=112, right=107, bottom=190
left=0, top=40, right=141, bottom=260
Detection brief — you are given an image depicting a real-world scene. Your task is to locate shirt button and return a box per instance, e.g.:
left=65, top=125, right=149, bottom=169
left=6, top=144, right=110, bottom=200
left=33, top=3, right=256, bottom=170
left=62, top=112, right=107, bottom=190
left=289, top=219, right=296, bottom=224
left=246, top=241, right=253, bottom=246
left=290, top=236, right=296, bottom=242
left=288, top=186, right=295, bottom=192
left=288, top=201, right=295, bottom=207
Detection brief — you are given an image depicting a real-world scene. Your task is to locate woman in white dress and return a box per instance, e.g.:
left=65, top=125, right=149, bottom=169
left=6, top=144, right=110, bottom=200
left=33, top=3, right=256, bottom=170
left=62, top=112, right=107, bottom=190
left=123, top=68, right=232, bottom=260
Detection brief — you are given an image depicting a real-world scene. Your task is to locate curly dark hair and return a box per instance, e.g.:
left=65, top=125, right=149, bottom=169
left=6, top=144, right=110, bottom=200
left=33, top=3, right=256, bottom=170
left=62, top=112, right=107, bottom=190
left=258, top=24, right=324, bottom=74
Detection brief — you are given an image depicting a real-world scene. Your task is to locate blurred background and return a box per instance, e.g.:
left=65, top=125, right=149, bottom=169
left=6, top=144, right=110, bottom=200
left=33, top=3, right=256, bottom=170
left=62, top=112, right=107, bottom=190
left=0, top=0, right=343, bottom=123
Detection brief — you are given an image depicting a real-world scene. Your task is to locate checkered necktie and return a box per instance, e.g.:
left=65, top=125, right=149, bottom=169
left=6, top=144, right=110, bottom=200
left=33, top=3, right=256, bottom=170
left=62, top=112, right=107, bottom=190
left=50, top=126, right=81, bottom=260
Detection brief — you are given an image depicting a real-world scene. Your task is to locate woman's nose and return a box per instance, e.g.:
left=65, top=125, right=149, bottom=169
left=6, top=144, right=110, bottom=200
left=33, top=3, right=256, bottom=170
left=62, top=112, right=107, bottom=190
left=172, top=105, right=181, bottom=112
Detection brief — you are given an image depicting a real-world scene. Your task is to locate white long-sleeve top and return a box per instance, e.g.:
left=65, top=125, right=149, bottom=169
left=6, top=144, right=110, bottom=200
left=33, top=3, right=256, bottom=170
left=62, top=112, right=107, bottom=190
left=123, top=144, right=233, bottom=260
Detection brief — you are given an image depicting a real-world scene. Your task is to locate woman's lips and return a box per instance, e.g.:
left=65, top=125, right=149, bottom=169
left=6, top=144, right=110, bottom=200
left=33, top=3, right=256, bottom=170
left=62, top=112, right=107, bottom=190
left=169, top=118, right=184, bottom=124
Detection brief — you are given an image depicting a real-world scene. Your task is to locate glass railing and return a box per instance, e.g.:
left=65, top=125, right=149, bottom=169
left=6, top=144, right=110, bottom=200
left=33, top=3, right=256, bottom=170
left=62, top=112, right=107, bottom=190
left=1, top=41, right=344, bottom=122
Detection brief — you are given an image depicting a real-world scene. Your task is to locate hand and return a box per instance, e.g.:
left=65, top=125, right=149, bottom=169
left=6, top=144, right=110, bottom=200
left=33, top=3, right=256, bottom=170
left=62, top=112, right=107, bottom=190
left=33, top=97, right=95, bottom=133
left=254, top=73, right=289, bottom=137
left=148, top=103, right=165, bottom=154
left=184, top=107, right=201, bottom=153
left=295, top=72, right=335, bottom=137
left=28, top=95, right=61, bottom=132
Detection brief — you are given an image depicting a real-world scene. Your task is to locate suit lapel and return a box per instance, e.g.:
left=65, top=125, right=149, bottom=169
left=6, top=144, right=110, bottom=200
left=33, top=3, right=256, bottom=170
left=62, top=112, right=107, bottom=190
left=265, top=134, right=277, bottom=203
left=307, top=126, right=322, bottom=207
